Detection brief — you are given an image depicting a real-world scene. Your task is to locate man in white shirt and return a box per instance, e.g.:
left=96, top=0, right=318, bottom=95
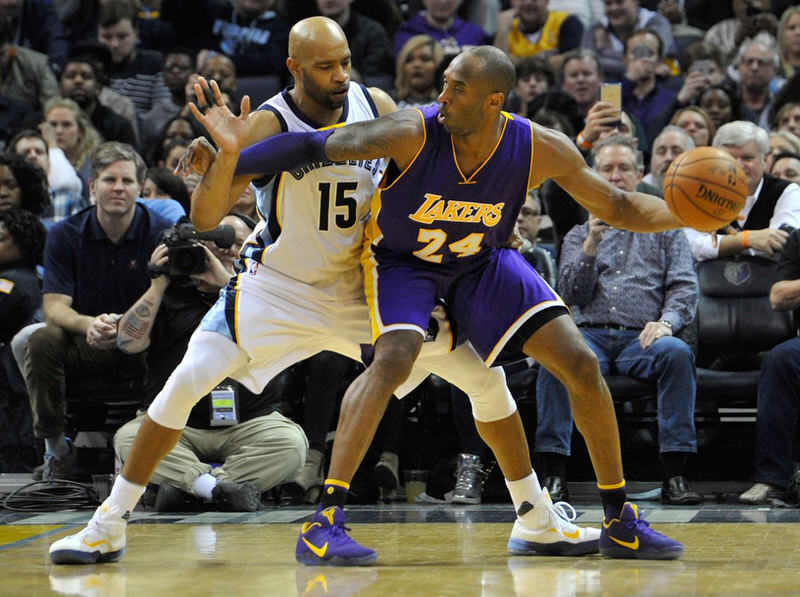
left=684, top=120, right=800, bottom=262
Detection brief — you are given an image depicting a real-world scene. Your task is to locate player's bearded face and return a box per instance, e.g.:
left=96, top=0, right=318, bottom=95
left=302, top=67, right=350, bottom=110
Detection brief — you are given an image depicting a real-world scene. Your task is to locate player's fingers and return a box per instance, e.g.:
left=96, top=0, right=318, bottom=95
left=240, top=94, right=250, bottom=119
left=188, top=101, right=204, bottom=123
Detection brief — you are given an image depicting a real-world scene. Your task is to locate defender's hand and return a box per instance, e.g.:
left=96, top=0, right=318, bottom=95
left=189, top=76, right=251, bottom=155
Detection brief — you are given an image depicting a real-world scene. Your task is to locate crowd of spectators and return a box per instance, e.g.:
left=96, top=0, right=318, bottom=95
left=2, top=0, right=800, bottom=510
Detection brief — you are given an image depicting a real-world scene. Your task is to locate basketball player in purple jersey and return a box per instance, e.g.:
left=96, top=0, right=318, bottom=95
left=194, top=46, right=686, bottom=561
left=49, top=20, right=603, bottom=568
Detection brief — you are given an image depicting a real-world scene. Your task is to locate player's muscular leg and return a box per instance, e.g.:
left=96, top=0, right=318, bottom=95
left=327, top=330, right=424, bottom=483
left=119, top=415, right=183, bottom=486
left=522, top=315, right=624, bottom=485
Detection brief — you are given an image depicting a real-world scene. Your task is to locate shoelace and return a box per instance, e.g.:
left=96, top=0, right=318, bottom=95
left=454, top=463, right=487, bottom=488
left=550, top=501, right=578, bottom=526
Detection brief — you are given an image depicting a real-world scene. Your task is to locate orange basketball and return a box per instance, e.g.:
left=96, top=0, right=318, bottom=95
left=663, top=146, right=748, bottom=232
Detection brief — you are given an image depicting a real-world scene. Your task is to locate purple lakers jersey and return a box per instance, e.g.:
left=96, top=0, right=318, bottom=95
left=367, top=104, right=534, bottom=269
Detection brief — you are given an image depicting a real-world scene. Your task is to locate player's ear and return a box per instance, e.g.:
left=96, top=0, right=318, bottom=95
left=286, top=57, right=301, bottom=79
left=487, top=92, right=504, bottom=110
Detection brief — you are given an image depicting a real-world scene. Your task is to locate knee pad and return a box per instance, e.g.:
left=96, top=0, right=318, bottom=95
left=468, top=366, right=518, bottom=423
left=148, top=330, right=246, bottom=429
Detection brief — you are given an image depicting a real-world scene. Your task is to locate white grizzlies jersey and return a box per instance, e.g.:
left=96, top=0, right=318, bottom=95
left=243, top=84, right=386, bottom=300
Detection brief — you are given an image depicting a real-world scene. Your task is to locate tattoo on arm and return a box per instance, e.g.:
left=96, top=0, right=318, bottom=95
left=120, top=299, right=157, bottom=343
left=327, top=112, right=416, bottom=162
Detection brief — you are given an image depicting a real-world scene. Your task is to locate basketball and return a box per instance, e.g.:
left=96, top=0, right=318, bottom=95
left=663, top=147, right=748, bottom=232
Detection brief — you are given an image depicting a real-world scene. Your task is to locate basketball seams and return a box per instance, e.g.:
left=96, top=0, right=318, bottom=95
left=664, top=147, right=747, bottom=230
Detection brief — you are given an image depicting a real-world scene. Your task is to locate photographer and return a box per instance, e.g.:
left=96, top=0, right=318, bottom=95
left=113, top=213, right=307, bottom=512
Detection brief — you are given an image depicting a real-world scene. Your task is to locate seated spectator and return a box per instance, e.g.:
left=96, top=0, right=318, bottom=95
left=641, top=125, right=695, bottom=191
left=740, top=227, right=800, bottom=503
left=58, top=53, right=138, bottom=148
left=229, top=184, right=258, bottom=222
left=69, top=40, right=140, bottom=142
left=535, top=134, right=702, bottom=505
left=735, top=34, right=783, bottom=129
left=146, top=115, right=203, bottom=168
left=98, top=0, right=170, bottom=116
left=394, top=0, right=490, bottom=58
left=18, top=142, right=172, bottom=480
left=136, top=0, right=178, bottom=53
left=504, top=55, right=554, bottom=117
left=698, top=84, right=742, bottom=132
left=557, top=48, right=603, bottom=118
left=140, top=47, right=196, bottom=155
left=669, top=106, right=716, bottom=147
left=767, top=129, right=800, bottom=169
left=198, top=53, right=238, bottom=104
left=7, top=128, right=87, bottom=225
left=43, top=98, right=103, bottom=194
left=516, top=195, right=556, bottom=287
left=773, top=102, right=800, bottom=136
left=778, top=5, right=800, bottom=78
left=770, top=151, right=800, bottom=185
left=0, top=0, right=68, bottom=73
left=705, top=0, right=778, bottom=66
left=681, top=41, right=728, bottom=88
left=113, top=212, right=306, bottom=511
left=315, top=0, right=394, bottom=90
left=493, top=0, right=584, bottom=69
left=0, top=13, right=58, bottom=111
left=393, top=35, right=444, bottom=110
left=0, top=208, right=46, bottom=472
left=0, top=153, right=50, bottom=217
left=621, top=28, right=677, bottom=140
left=142, top=167, right=190, bottom=214
left=0, top=208, right=46, bottom=344
left=582, top=0, right=677, bottom=82
left=684, top=121, right=800, bottom=262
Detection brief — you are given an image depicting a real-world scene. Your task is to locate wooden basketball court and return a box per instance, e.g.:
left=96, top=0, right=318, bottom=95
left=2, top=502, right=800, bottom=596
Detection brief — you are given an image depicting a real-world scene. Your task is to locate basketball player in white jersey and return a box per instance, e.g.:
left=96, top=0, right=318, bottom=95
left=49, top=17, right=598, bottom=566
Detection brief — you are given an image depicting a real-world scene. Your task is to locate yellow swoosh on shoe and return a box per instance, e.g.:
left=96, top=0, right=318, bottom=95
left=562, top=528, right=581, bottom=540
left=302, top=537, right=329, bottom=558
left=609, top=535, right=639, bottom=550
left=82, top=538, right=108, bottom=549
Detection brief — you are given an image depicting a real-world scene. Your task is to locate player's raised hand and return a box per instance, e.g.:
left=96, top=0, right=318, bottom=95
left=189, top=76, right=251, bottom=155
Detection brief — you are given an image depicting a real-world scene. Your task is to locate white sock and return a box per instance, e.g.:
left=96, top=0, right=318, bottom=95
left=192, top=473, right=218, bottom=500
left=107, top=475, right=146, bottom=515
left=44, top=434, right=70, bottom=458
left=505, top=471, right=542, bottom=513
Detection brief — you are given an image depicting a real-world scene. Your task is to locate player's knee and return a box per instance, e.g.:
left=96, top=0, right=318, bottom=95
left=372, top=332, right=422, bottom=386
left=564, top=347, right=603, bottom=396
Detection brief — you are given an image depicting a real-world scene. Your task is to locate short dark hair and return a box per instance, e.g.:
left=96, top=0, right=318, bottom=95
left=771, top=151, right=800, bottom=170
left=144, top=167, right=190, bottom=213
left=68, top=41, right=113, bottom=86
left=0, top=208, right=47, bottom=267
left=99, top=0, right=139, bottom=29
left=516, top=56, right=555, bottom=89
left=558, top=49, right=602, bottom=83
left=7, top=129, right=47, bottom=156
left=625, top=28, right=665, bottom=59
left=465, top=45, right=516, bottom=95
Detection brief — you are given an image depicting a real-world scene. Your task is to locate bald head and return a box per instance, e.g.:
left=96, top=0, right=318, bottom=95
left=289, top=17, right=348, bottom=62
left=459, top=46, right=516, bottom=95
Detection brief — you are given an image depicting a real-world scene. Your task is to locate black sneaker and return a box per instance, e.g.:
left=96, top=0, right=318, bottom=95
left=154, top=483, right=200, bottom=512
left=211, top=481, right=261, bottom=512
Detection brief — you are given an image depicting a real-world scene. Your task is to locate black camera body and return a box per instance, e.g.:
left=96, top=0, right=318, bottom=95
left=159, top=221, right=236, bottom=278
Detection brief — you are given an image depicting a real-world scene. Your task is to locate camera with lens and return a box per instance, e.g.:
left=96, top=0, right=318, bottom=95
left=154, top=219, right=235, bottom=280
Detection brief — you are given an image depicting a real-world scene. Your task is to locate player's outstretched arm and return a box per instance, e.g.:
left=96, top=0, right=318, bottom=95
left=531, top=125, right=683, bottom=233
left=235, top=108, right=424, bottom=176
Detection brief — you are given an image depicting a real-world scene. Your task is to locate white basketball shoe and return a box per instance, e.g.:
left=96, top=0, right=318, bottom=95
left=50, top=500, right=129, bottom=565
left=507, top=488, right=600, bottom=556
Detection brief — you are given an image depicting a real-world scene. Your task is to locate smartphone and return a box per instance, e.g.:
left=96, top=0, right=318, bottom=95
left=691, top=59, right=713, bottom=75
left=600, top=82, right=622, bottom=125
left=632, top=45, right=656, bottom=60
